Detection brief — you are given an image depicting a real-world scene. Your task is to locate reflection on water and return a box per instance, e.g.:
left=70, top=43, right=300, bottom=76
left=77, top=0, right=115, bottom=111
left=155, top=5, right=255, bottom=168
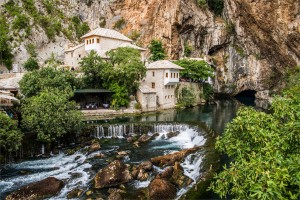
left=93, top=99, right=241, bottom=134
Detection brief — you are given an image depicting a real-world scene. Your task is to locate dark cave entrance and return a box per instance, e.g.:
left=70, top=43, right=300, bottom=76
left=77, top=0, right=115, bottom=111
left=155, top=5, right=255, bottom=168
left=235, top=90, right=257, bottom=106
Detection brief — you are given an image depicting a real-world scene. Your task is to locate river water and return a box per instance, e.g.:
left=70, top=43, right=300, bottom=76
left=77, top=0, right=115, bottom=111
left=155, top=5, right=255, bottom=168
left=0, top=99, right=241, bottom=199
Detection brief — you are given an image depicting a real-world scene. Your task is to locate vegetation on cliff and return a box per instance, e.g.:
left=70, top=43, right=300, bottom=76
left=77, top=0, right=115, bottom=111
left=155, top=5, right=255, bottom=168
left=210, top=67, right=300, bottom=199
left=0, top=16, right=13, bottom=70
left=149, top=39, right=167, bottom=61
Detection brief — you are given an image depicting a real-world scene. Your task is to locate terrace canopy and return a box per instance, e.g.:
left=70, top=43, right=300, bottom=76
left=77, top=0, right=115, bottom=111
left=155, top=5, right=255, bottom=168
left=73, top=89, right=114, bottom=109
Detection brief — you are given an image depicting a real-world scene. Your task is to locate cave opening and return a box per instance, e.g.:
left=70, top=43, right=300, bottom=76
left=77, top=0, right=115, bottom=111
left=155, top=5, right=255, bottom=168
left=235, top=90, right=257, bottom=106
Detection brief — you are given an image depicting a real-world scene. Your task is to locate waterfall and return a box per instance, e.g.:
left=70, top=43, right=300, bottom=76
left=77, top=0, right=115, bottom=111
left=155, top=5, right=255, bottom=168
left=41, top=144, right=45, bottom=155
left=95, top=124, right=128, bottom=138
left=152, top=124, right=189, bottom=133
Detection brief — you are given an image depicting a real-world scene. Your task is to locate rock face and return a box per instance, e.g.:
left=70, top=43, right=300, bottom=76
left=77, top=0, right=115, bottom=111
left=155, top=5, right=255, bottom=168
left=94, top=160, right=132, bottom=189
left=151, top=146, right=201, bottom=167
left=148, top=178, right=177, bottom=200
left=5, top=177, right=64, bottom=200
left=2, top=0, right=299, bottom=96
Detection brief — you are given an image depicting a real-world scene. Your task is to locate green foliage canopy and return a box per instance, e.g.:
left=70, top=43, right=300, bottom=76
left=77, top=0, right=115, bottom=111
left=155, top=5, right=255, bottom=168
left=209, top=67, right=300, bottom=199
left=19, top=67, right=79, bottom=98
left=80, top=50, right=107, bottom=88
left=21, top=88, right=83, bottom=143
left=149, top=39, right=166, bottom=61
left=0, top=17, right=13, bottom=70
left=174, top=59, right=214, bottom=81
left=23, top=57, right=40, bottom=71
left=105, top=47, right=146, bottom=93
left=0, top=112, right=23, bottom=152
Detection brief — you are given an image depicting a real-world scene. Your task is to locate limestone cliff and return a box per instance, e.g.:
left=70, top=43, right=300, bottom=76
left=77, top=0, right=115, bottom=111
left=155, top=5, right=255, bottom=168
left=1, top=0, right=299, bottom=98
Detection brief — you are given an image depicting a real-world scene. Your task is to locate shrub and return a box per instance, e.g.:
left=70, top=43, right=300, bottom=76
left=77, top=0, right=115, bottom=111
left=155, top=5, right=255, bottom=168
left=12, top=14, right=30, bottom=30
left=207, top=0, right=224, bottom=16
left=203, top=83, right=213, bottom=100
left=25, top=43, right=37, bottom=58
left=149, top=39, right=167, bottom=61
left=4, top=0, right=22, bottom=17
left=129, top=30, right=141, bottom=41
left=113, top=18, right=125, bottom=30
left=196, top=0, right=207, bottom=8
left=225, top=21, right=235, bottom=35
left=110, top=84, right=130, bottom=109
left=178, top=86, right=196, bottom=107
left=184, top=42, right=193, bottom=57
left=0, top=17, right=13, bottom=70
left=0, top=112, right=23, bottom=153
left=23, top=57, right=40, bottom=71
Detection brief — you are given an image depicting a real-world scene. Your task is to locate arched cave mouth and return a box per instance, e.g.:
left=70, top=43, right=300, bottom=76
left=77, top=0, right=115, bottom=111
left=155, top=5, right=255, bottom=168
left=235, top=90, right=257, bottom=106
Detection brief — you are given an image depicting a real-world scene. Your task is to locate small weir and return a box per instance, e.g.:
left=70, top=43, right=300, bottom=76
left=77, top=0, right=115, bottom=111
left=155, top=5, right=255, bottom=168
left=94, top=123, right=191, bottom=138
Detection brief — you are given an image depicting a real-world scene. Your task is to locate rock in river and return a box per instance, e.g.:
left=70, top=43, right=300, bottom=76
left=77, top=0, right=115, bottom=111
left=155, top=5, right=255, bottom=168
left=5, top=177, right=64, bottom=200
left=94, top=160, right=132, bottom=189
left=151, top=146, right=202, bottom=167
left=148, top=178, right=177, bottom=200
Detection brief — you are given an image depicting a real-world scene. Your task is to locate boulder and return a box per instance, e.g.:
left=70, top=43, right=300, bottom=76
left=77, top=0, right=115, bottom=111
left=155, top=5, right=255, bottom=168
left=151, top=146, right=202, bottom=167
left=108, top=188, right=124, bottom=200
left=139, top=161, right=153, bottom=171
left=157, top=167, right=174, bottom=179
left=5, top=177, right=64, bottom=200
left=170, top=162, right=193, bottom=188
left=67, top=188, right=83, bottom=199
left=138, top=134, right=152, bottom=143
left=89, top=142, right=101, bottom=151
left=127, top=137, right=133, bottom=142
left=148, top=178, right=177, bottom=200
left=94, top=160, right=132, bottom=189
left=93, top=153, right=106, bottom=159
left=167, top=131, right=180, bottom=138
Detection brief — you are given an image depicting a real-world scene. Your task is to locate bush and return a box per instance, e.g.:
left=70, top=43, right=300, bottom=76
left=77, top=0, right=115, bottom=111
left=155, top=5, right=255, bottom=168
left=25, top=43, right=37, bottom=58
left=113, top=18, right=125, bottom=30
left=0, top=112, right=23, bottom=153
left=0, top=17, right=13, bottom=70
left=178, top=87, right=196, bottom=107
left=207, top=0, right=224, bottom=16
left=149, top=39, right=167, bottom=61
left=23, top=57, right=40, bottom=71
left=203, top=83, right=213, bottom=100
left=184, top=42, right=193, bottom=57
left=12, top=14, right=30, bottom=31
left=196, top=0, right=207, bottom=8
left=4, top=0, right=22, bottom=17
left=110, top=84, right=130, bottom=109
left=209, top=68, right=300, bottom=199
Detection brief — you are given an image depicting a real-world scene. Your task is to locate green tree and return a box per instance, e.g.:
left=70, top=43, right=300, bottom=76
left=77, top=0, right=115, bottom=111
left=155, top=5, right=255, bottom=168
left=109, top=83, right=130, bottom=109
left=149, top=39, right=166, bottom=61
left=209, top=68, right=300, bottom=199
left=23, top=57, right=40, bottom=71
left=105, top=47, right=147, bottom=94
left=174, top=59, right=214, bottom=81
left=0, top=17, right=13, bottom=70
left=21, top=88, right=83, bottom=143
left=80, top=50, right=107, bottom=88
left=19, top=67, right=79, bottom=97
left=0, top=112, right=23, bottom=153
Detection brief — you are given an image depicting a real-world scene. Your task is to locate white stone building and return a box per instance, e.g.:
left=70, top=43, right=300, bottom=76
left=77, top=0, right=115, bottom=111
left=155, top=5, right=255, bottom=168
left=137, top=60, right=184, bottom=111
left=64, top=28, right=147, bottom=69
